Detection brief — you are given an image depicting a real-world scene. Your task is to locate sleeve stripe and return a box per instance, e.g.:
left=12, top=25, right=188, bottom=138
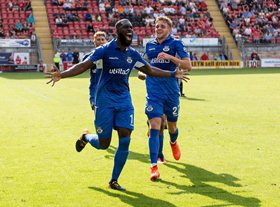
left=134, top=61, right=145, bottom=69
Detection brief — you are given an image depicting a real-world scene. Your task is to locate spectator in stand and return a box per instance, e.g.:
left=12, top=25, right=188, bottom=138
left=27, top=13, right=35, bottom=26
left=96, top=13, right=102, bottom=22
left=264, top=31, right=272, bottom=43
left=12, top=2, right=19, bottom=11
left=18, top=0, right=25, bottom=11
left=24, top=0, right=32, bottom=11
left=53, top=52, right=61, bottom=70
left=72, top=49, right=80, bottom=64
left=63, top=1, right=73, bottom=10
left=250, top=51, right=260, bottom=61
left=220, top=53, right=228, bottom=60
left=250, top=50, right=260, bottom=68
left=87, top=22, right=95, bottom=33
left=85, top=12, right=92, bottom=21
left=0, top=27, right=5, bottom=38
left=15, top=20, right=23, bottom=33
left=67, top=49, right=73, bottom=63
left=7, top=1, right=13, bottom=11
left=55, top=15, right=63, bottom=26
left=200, top=52, right=209, bottom=61
left=190, top=53, right=198, bottom=61
left=60, top=50, right=68, bottom=70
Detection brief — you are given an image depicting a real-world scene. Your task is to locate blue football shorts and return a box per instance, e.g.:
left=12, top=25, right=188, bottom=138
left=145, top=93, right=180, bottom=122
left=94, top=105, right=134, bottom=138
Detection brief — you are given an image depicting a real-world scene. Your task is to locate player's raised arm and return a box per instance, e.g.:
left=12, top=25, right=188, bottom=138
left=45, top=59, right=93, bottom=86
left=138, top=63, right=189, bottom=82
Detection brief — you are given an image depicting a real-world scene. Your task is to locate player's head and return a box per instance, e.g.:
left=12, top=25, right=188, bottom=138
left=115, top=19, right=133, bottom=47
left=93, top=31, right=107, bottom=47
left=155, top=16, right=172, bottom=42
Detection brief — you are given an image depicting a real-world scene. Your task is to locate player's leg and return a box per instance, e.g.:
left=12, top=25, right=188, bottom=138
left=158, top=114, right=167, bottom=164
left=164, top=95, right=181, bottom=160
left=109, top=107, right=134, bottom=191
left=145, top=96, right=164, bottom=181
left=75, top=106, right=113, bottom=152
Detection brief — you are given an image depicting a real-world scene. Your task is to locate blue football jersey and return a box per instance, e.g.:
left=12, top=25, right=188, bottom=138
left=83, top=52, right=97, bottom=102
left=145, top=35, right=189, bottom=95
left=89, top=39, right=147, bottom=107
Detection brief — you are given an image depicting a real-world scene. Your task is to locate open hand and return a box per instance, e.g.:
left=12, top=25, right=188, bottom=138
left=157, top=52, right=173, bottom=61
left=45, top=65, right=61, bottom=87
left=175, top=64, right=190, bottom=83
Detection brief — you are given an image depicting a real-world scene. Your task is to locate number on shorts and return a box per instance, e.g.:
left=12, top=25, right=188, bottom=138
left=130, top=114, right=134, bottom=126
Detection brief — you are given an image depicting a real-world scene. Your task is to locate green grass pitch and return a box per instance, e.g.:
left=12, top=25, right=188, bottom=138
left=0, top=68, right=280, bottom=207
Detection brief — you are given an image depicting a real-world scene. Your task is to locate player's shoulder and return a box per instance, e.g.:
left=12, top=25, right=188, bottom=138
left=82, top=52, right=93, bottom=61
left=128, top=46, right=141, bottom=56
left=146, top=38, right=157, bottom=46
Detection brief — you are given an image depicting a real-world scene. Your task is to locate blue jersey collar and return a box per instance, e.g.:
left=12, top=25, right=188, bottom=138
left=112, top=39, right=130, bottom=51
left=155, top=34, right=173, bottom=45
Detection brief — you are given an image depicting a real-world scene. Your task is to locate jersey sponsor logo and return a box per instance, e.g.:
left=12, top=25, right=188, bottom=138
left=150, top=58, right=170, bottom=64
left=127, top=57, right=132, bottom=63
left=146, top=105, right=153, bottom=112
left=109, top=57, right=119, bottom=60
left=96, top=127, right=103, bottom=134
left=163, top=46, right=170, bottom=52
left=109, top=68, right=130, bottom=75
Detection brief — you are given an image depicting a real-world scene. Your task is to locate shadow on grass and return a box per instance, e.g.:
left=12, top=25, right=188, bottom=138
left=160, top=161, right=260, bottom=207
left=180, top=95, right=206, bottom=101
left=105, top=146, right=260, bottom=207
left=88, top=186, right=176, bottom=207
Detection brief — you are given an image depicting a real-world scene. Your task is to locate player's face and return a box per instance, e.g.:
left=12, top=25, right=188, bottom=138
left=94, top=35, right=107, bottom=47
left=118, top=21, right=133, bottom=46
left=155, top=21, right=171, bottom=41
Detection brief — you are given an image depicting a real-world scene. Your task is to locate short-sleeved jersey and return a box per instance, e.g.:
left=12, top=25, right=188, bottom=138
left=145, top=35, right=189, bottom=95
left=89, top=39, right=147, bottom=107
left=83, top=52, right=97, bottom=102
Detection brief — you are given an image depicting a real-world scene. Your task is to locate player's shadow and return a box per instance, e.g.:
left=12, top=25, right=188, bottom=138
left=105, top=147, right=260, bottom=207
left=181, top=96, right=206, bottom=101
left=88, top=186, right=176, bottom=207
left=160, top=161, right=260, bottom=207
left=105, top=145, right=150, bottom=164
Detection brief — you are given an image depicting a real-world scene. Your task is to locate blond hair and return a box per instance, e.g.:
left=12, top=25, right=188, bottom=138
left=93, top=31, right=106, bottom=40
left=155, top=16, right=173, bottom=28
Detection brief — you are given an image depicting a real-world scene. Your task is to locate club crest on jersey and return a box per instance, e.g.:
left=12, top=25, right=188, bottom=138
left=163, top=46, right=170, bottom=52
left=146, top=105, right=153, bottom=112
left=96, top=127, right=103, bottom=134
left=127, top=57, right=132, bottom=64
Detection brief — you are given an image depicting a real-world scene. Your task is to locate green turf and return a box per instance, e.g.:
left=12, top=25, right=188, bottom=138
left=0, top=69, right=280, bottom=207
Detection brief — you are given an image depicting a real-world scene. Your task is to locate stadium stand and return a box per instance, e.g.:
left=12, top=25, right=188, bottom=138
left=0, top=0, right=34, bottom=38
left=217, top=0, right=280, bottom=44
left=45, top=0, right=220, bottom=41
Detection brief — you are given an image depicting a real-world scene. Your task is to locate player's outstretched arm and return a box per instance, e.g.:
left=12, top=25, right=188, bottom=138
left=45, top=60, right=93, bottom=86
left=138, top=63, right=189, bottom=82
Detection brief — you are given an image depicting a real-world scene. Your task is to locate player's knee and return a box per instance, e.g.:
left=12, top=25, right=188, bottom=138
left=117, top=128, right=132, bottom=138
left=99, top=138, right=111, bottom=149
left=149, top=117, right=162, bottom=130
